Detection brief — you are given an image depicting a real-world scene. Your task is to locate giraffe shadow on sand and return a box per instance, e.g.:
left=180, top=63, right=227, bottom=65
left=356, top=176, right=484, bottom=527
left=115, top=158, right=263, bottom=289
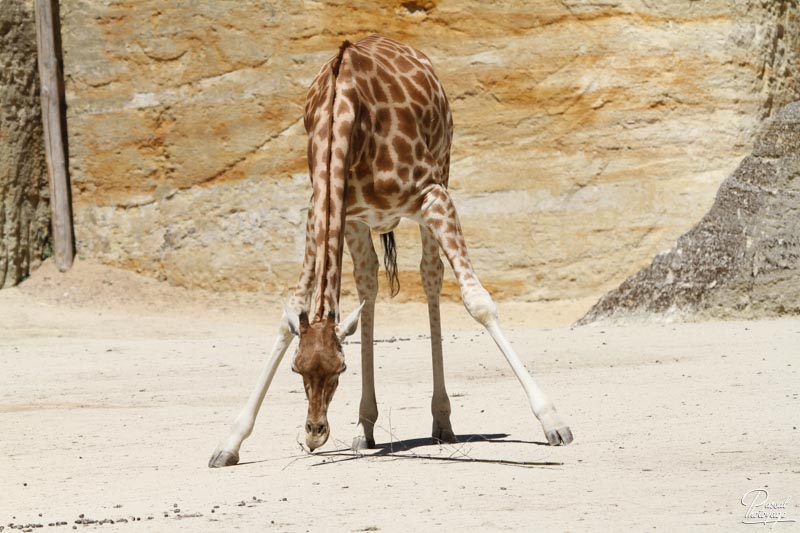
left=309, top=433, right=563, bottom=468
left=366, top=433, right=551, bottom=453
left=230, top=434, right=559, bottom=469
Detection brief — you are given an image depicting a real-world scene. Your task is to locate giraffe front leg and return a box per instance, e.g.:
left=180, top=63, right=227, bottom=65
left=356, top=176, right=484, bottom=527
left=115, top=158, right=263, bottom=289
left=208, top=321, right=295, bottom=467
left=345, top=221, right=379, bottom=450
left=420, top=225, right=457, bottom=444
left=417, top=186, right=573, bottom=446
left=209, top=200, right=316, bottom=467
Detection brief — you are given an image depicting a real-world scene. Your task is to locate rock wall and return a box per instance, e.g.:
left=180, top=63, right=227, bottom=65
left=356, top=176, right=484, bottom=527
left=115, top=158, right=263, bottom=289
left=0, top=0, right=51, bottom=289
left=59, top=0, right=800, bottom=301
left=579, top=102, right=800, bottom=324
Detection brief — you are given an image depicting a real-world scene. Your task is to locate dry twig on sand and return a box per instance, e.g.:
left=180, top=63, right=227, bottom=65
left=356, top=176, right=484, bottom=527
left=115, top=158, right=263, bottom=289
left=310, top=451, right=563, bottom=469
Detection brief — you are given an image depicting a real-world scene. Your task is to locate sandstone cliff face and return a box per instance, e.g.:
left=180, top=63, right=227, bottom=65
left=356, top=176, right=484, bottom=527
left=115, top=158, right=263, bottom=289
left=59, top=1, right=800, bottom=301
left=0, top=0, right=51, bottom=289
left=579, top=102, right=800, bottom=323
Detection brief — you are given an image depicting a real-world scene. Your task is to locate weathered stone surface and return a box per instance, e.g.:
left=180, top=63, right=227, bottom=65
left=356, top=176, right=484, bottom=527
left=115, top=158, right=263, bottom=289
left=579, top=102, right=800, bottom=324
left=0, top=0, right=51, bottom=289
left=59, top=1, right=800, bottom=301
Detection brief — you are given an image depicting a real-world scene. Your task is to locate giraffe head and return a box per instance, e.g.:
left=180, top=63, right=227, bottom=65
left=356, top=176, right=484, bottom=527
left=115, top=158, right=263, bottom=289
left=285, top=303, right=363, bottom=451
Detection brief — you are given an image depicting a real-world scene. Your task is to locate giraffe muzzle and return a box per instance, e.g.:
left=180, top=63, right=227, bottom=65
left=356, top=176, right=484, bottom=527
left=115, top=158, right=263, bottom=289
left=304, top=416, right=330, bottom=451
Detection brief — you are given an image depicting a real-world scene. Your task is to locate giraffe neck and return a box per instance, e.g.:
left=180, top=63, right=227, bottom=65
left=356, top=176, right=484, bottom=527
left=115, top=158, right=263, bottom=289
left=311, top=41, right=354, bottom=321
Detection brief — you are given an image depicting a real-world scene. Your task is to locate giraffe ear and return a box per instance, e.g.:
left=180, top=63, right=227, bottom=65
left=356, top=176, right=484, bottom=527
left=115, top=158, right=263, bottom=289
left=284, top=306, right=309, bottom=336
left=337, top=301, right=365, bottom=343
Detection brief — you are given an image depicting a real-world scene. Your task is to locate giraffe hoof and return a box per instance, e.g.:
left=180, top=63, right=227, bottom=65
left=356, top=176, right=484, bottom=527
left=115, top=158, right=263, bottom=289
left=544, top=426, right=573, bottom=446
left=351, top=435, right=376, bottom=451
left=432, top=422, right=458, bottom=444
left=539, top=409, right=573, bottom=446
left=208, top=449, right=239, bottom=468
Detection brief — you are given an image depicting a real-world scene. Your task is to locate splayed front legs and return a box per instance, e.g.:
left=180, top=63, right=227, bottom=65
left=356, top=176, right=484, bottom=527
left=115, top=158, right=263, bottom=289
left=417, top=185, right=573, bottom=446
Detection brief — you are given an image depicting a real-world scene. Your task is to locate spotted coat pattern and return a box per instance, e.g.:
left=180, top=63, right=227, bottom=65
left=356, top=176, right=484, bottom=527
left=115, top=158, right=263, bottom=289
left=208, top=35, right=572, bottom=467
left=289, top=35, right=473, bottom=320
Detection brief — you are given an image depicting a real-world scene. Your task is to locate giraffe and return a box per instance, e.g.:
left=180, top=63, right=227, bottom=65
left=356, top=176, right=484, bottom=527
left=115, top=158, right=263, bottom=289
left=208, top=34, right=572, bottom=468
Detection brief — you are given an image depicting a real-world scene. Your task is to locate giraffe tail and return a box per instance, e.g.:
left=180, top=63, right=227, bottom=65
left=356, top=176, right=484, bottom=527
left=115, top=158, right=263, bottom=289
left=380, top=232, right=400, bottom=297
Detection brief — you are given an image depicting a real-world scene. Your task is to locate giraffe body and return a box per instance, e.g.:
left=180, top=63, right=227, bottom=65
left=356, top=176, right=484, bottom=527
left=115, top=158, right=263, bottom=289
left=209, top=35, right=572, bottom=466
left=300, top=35, right=453, bottom=319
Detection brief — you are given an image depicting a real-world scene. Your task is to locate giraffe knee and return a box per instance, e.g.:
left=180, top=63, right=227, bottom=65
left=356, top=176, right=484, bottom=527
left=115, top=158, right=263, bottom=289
left=463, top=286, right=497, bottom=326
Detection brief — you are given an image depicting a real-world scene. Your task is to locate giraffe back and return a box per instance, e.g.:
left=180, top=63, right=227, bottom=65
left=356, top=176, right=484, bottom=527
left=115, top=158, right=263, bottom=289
left=304, top=35, right=453, bottom=235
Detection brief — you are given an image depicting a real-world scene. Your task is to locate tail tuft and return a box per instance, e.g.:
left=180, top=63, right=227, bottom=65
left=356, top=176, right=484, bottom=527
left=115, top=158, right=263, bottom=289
left=380, top=232, right=400, bottom=297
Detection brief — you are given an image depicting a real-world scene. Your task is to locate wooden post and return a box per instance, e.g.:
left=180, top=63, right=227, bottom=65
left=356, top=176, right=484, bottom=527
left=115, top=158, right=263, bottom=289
left=34, top=0, right=74, bottom=271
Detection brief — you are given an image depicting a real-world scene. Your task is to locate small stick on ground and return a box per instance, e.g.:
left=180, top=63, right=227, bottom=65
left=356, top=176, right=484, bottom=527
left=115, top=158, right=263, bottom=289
left=310, top=451, right=563, bottom=469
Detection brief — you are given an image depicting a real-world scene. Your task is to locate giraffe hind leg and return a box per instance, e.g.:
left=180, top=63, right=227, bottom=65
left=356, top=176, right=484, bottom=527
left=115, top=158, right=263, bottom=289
left=345, top=221, right=380, bottom=450
left=420, top=225, right=457, bottom=443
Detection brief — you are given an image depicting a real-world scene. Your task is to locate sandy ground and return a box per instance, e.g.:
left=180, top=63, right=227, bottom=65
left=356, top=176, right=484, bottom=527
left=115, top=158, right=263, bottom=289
left=1, top=260, right=798, bottom=532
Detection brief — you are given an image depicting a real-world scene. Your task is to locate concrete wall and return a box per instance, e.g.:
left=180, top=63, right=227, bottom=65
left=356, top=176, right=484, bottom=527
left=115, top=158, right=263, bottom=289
left=59, top=0, right=800, bottom=302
